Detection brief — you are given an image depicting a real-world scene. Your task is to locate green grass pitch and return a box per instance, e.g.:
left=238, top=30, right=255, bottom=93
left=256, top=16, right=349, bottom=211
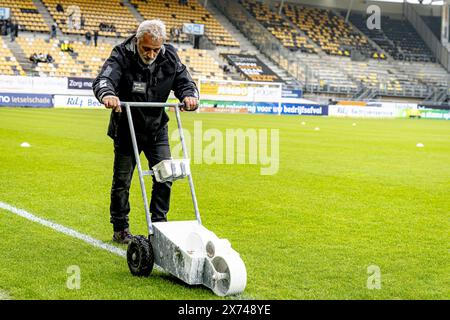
left=0, top=107, right=449, bottom=300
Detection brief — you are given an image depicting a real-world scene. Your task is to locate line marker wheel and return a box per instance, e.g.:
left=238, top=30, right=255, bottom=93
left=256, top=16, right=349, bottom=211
left=127, top=235, right=154, bottom=277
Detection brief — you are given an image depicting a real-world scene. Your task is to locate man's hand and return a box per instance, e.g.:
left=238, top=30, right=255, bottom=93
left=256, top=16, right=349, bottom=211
left=102, top=95, right=121, bottom=113
left=181, top=97, right=198, bottom=112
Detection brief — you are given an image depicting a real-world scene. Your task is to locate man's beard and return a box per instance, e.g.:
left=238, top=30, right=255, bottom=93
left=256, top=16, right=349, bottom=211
left=138, top=51, right=156, bottom=65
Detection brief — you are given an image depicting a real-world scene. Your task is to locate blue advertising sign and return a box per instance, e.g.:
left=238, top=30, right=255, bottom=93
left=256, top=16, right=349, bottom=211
left=281, top=103, right=328, bottom=116
left=68, top=77, right=93, bottom=90
left=282, top=89, right=303, bottom=99
left=246, top=102, right=282, bottom=114
left=247, top=103, right=328, bottom=116
left=0, top=92, right=53, bottom=108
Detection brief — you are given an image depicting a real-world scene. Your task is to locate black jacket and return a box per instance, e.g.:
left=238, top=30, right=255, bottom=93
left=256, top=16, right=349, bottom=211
left=93, top=35, right=198, bottom=142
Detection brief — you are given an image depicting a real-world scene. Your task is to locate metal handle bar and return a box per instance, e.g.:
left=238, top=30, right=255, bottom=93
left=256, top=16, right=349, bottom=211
left=120, top=102, right=184, bottom=108
left=120, top=101, right=201, bottom=235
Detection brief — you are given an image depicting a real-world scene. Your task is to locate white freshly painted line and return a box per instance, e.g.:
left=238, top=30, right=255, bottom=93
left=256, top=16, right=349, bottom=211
left=0, top=289, right=11, bottom=300
left=0, top=201, right=127, bottom=257
left=0, top=201, right=252, bottom=298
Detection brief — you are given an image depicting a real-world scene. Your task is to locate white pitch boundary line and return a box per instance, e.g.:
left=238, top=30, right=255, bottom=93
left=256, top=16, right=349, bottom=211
left=0, top=201, right=128, bottom=257
left=0, top=289, right=11, bottom=300
left=0, top=201, right=166, bottom=273
left=0, top=201, right=253, bottom=299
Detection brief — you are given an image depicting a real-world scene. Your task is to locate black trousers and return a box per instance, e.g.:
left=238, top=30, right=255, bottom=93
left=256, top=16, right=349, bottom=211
left=110, top=125, right=172, bottom=231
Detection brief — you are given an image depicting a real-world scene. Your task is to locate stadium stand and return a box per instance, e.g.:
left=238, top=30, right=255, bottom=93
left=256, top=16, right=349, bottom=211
left=237, top=1, right=363, bottom=91
left=239, top=0, right=316, bottom=53
left=16, top=36, right=113, bottom=77
left=235, top=0, right=416, bottom=93
left=42, top=0, right=139, bottom=37
left=0, top=36, right=25, bottom=75
left=178, top=47, right=232, bottom=80
left=348, top=13, right=434, bottom=62
left=282, top=3, right=380, bottom=58
left=129, top=0, right=239, bottom=47
left=0, top=0, right=49, bottom=32
left=13, top=35, right=232, bottom=80
left=330, top=55, right=426, bottom=94
left=379, top=17, right=434, bottom=62
left=299, top=54, right=358, bottom=92
left=301, top=47, right=437, bottom=96
left=0, top=0, right=449, bottom=100
left=398, top=61, right=450, bottom=88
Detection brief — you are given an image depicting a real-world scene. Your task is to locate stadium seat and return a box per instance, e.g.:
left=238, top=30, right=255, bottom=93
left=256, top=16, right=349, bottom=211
left=16, top=37, right=113, bottom=78
left=42, top=0, right=139, bottom=37
left=0, top=0, right=49, bottom=33
left=348, top=13, right=434, bottom=63
left=177, top=48, right=231, bottom=81
left=0, top=37, right=25, bottom=76
left=129, top=0, right=239, bottom=47
left=398, top=61, right=450, bottom=88
left=239, top=0, right=316, bottom=53
left=13, top=36, right=231, bottom=81
left=282, top=4, right=379, bottom=58
left=0, top=0, right=448, bottom=98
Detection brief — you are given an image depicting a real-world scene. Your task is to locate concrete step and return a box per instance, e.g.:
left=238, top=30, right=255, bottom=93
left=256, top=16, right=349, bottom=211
left=256, top=53, right=301, bottom=85
left=202, top=0, right=258, bottom=54
left=4, top=36, right=34, bottom=74
left=32, top=0, right=62, bottom=36
left=123, top=0, right=144, bottom=23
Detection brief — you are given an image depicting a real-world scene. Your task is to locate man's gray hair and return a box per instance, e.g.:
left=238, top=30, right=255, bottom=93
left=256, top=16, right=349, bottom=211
left=136, top=20, right=166, bottom=41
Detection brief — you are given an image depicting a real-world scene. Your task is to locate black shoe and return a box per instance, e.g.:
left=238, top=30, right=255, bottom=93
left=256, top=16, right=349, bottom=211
left=113, top=228, right=133, bottom=245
